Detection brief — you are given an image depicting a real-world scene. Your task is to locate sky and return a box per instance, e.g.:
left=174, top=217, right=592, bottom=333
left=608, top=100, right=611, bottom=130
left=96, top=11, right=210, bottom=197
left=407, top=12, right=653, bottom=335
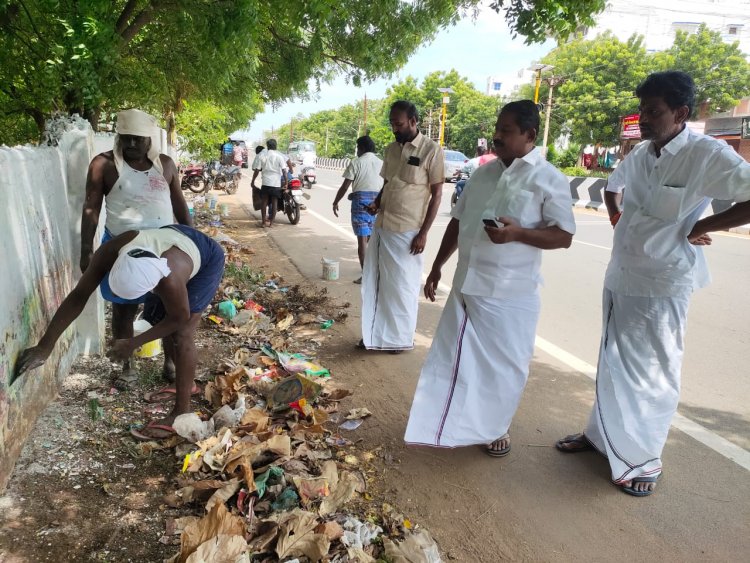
left=236, top=9, right=555, bottom=143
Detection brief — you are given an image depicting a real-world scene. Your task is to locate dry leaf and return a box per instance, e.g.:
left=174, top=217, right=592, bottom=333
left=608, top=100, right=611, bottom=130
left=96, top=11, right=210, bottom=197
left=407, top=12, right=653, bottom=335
left=178, top=503, right=245, bottom=563
left=265, top=434, right=291, bottom=457
left=275, top=510, right=330, bottom=561
left=320, top=460, right=339, bottom=489
left=348, top=546, right=377, bottom=563
left=205, top=478, right=242, bottom=512
left=276, top=313, right=294, bottom=331
left=239, top=408, right=269, bottom=431
left=319, top=471, right=359, bottom=515
left=185, top=534, right=248, bottom=563
left=292, top=477, right=330, bottom=506
left=326, top=389, right=353, bottom=401
left=346, top=408, right=372, bottom=420
left=315, top=521, right=345, bottom=541
left=246, top=521, right=278, bottom=554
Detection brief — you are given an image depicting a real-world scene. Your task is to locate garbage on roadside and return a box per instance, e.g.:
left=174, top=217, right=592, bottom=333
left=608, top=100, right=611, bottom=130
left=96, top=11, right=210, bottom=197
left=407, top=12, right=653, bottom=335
left=128, top=222, right=439, bottom=561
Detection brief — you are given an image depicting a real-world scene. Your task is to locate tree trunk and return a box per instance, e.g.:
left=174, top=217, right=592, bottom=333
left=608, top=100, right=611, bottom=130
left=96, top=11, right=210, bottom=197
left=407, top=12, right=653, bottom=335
left=165, top=110, right=176, bottom=147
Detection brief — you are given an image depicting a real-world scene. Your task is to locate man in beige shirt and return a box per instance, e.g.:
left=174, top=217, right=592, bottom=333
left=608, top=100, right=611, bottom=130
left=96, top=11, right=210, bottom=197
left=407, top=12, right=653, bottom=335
left=359, top=100, right=445, bottom=353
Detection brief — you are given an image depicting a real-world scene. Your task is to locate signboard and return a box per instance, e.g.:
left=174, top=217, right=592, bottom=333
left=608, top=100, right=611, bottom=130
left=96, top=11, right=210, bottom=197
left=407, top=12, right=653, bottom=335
left=477, top=138, right=487, bottom=148
left=621, top=113, right=640, bottom=139
left=742, top=116, right=750, bottom=140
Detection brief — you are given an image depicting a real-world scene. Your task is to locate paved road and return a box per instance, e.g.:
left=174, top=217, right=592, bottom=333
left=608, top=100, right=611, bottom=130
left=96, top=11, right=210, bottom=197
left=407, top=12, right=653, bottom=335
left=235, top=168, right=749, bottom=560
left=285, top=167, right=750, bottom=451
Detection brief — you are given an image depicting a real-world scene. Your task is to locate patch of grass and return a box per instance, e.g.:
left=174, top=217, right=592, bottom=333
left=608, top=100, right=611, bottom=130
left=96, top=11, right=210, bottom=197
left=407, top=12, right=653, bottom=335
left=136, top=357, right=164, bottom=387
left=224, top=262, right=266, bottom=286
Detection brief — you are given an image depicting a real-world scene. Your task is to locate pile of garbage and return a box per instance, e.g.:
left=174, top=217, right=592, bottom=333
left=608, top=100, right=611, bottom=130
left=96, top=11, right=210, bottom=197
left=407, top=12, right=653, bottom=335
left=149, top=228, right=440, bottom=562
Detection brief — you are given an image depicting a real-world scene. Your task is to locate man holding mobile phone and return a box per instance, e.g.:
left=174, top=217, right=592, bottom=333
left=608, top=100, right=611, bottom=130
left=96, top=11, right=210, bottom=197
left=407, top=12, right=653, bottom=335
left=405, top=100, right=575, bottom=457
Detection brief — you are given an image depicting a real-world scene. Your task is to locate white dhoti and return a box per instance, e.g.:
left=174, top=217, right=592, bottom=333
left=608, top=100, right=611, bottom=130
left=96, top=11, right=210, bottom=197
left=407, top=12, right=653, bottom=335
left=585, top=288, right=690, bottom=483
left=361, top=227, right=423, bottom=350
left=404, top=289, right=540, bottom=447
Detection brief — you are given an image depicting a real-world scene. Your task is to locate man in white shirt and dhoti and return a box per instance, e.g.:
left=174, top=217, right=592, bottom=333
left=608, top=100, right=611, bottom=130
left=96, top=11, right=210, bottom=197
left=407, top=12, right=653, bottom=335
left=556, top=71, right=750, bottom=496
left=404, top=100, right=575, bottom=456
left=359, top=101, right=445, bottom=353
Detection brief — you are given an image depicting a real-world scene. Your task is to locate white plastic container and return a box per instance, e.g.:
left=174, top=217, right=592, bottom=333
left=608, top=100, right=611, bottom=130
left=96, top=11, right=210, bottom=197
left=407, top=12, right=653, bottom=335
left=133, top=318, right=162, bottom=358
left=321, top=258, right=339, bottom=281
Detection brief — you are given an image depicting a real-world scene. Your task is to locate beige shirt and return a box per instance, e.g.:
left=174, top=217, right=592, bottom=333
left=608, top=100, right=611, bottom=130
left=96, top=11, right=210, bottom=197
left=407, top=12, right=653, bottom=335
left=377, top=132, right=445, bottom=233
left=343, top=152, right=384, bottom=192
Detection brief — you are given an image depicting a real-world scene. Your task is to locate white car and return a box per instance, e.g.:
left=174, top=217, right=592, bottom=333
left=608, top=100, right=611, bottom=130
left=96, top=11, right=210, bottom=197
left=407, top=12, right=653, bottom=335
left=444, top=150, right=469, bottom=182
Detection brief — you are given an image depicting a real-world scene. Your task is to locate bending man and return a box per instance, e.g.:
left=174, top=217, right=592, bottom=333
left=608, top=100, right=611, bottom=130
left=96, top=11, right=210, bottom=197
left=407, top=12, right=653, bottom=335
left=81, top=108, right=192, bottom=389
left=16, top=225, right=225, bottom=440
left=404, top=101, right=574, bottom=455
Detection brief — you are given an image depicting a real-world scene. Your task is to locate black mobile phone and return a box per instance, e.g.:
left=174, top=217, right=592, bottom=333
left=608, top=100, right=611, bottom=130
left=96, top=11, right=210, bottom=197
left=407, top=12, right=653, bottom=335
left=483, top=218, right=499, bottom=228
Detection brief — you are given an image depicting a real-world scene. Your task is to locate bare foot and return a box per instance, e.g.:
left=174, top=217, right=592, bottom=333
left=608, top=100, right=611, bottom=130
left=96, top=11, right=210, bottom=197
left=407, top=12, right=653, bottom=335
left=621, top=476, right=659, bottom=496
left=486, top=433, right=510, bottom=457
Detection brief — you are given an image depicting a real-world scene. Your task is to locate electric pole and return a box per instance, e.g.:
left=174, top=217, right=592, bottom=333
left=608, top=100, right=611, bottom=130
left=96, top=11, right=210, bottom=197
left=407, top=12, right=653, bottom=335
left=542, top=76, right=564, bottom=158
left=427, top=108, right=433, bottom=140
left=325, top=127, right=329, bottom=154
left=290, top=119, right=294, bottom=143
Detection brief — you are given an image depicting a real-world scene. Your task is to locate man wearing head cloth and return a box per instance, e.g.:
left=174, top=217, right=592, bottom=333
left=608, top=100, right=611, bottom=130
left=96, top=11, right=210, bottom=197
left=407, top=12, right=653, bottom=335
left=16, top=224, right=225, bottom=441
left=80, top=108, right=192, bottom=389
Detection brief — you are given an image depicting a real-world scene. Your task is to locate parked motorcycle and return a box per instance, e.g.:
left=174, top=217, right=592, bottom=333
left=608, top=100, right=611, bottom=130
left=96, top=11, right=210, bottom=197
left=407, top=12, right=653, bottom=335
left=300, top=165, right=316, bottom=189
left=205, top=161, right=240, bottom=195
left=181, top=163, right=206, bottom=193
left=276, top=176, right=304, bottom=224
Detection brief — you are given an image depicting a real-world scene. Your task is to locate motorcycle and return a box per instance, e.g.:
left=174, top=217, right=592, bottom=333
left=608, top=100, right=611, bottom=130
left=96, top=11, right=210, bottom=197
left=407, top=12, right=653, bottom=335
left=300, top=165, right=316, bottom=189
left=205, top=161, right=241, bottom=195
left=275, top=176, right=304, bottom=224
left=181, top=163, right=206, bottom=193
left=451, top=167, right=471, bottom=207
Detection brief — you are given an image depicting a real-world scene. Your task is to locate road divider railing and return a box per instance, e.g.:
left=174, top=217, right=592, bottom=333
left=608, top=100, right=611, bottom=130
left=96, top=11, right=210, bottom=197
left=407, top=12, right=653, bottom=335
left=315, top=157, right=351, bottom=170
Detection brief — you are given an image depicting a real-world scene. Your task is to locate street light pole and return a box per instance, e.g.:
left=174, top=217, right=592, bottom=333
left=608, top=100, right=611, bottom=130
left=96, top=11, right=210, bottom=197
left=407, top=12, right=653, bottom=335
left=437, top=87, right=454, bottom=147
left=529, top=63, right=554, bottom=104
left=541, top=76, right=564, bottom=158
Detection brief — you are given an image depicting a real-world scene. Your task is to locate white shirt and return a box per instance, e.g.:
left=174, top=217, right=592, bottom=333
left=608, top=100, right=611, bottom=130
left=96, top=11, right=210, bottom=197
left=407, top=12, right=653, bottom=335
left=105, top=162, right=174, bottom=235
left=342, top=152, right=384, bottom=193
left=301, top=153, right=316, bottom=167
left=251, top=148, right=266, bottom=171
left=451, top=148, right=576, bottom=298
left=605, top=127, right=750, bottom=297
left=258, top=149, right=288, bottom=188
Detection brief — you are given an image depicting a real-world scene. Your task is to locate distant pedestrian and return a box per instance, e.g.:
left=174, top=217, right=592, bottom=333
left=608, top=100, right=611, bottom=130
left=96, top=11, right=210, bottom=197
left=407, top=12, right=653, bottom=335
left=332, top=136, right=384, bottom=283
left=359, top=101, right=445, bottom=353
left=250, top=139, right=287, bottom=228
left=404, top=100, right=575, bottom=456
left=556, top=71, right=750, bottom=496
left=221, top=138, right=233, bottom=165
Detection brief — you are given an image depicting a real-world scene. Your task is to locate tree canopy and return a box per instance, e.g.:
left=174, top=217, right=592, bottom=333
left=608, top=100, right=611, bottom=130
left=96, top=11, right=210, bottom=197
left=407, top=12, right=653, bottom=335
left=267, top=70, right=504, bottom=159
left=529, top=28, right=750, bottom=147
left=0, top=0, right=607, bottom=150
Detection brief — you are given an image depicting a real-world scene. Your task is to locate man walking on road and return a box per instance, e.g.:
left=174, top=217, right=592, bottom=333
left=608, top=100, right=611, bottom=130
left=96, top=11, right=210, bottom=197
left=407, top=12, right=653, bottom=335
left=404, top=101, right=575, bottom=455
left=332, top=135, right=384, bottom=283
left=556, top=71, right=750, bottom=496
left=251, top=139, right=288, bottom=228
left=359, top=100, right=445, bottom=353
left=80, top=108, right=192, bottom=389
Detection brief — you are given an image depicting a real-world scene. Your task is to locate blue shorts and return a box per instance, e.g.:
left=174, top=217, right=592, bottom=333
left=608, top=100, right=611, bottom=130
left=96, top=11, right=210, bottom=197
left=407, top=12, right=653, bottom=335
left=142, top=225, right=225, bottom=325
left=350, top=191, right=378, bottom=237
left=100, top=228, right=148, bottom=305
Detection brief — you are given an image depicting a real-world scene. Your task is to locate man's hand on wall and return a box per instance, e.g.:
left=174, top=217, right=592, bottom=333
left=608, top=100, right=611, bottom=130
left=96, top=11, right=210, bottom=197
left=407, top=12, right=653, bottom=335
left=14, top=346, right=51, bottom=379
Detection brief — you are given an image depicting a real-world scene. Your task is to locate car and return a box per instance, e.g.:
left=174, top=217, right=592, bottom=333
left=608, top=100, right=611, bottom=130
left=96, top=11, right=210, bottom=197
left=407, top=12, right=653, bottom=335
left=287, top=140, right=316, bottom=165
left=443, top=150, right=468, bottom=182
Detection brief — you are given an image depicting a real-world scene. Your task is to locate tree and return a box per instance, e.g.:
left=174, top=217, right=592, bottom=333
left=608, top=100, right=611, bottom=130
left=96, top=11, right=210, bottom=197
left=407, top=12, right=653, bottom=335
left=490, top=0, right=606, bottom=44
left=0, top=0, right=606, bottom=147
left=652, top=24, right=750, bottom=117
left=540, top=33, right=650, bottom=147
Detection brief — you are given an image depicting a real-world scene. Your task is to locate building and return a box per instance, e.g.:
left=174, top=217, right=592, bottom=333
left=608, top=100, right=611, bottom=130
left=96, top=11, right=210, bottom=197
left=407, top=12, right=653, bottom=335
left=582, top=0, right=750, bottom=55
left=485, top=76, right=503, bottom=96
left=704, top=97, right=750, bottom=161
